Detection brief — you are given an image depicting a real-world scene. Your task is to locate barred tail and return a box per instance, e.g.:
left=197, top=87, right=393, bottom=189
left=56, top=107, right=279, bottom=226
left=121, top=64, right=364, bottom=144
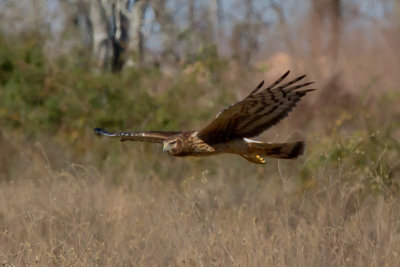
left=249, top=141, right=305, bottom=159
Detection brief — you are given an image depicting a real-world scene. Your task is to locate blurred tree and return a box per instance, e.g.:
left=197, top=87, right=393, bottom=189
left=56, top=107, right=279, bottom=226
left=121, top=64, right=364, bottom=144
left=230, top=0, right=261, bottom=67
left=270, top=0, right=295, bottom=57
left=208, top=0, right=223, bottom=43
left=310, top=0, right=342, bottom=65
left=150, top=0, right=181, bottom=65
left=75, top=0, right=148, bottom=72
left=188, top=0, right=196, bottom=30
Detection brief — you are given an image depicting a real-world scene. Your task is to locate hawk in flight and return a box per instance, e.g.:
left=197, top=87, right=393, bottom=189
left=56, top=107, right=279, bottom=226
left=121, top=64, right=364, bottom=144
left=94, top=71, right=315, bottom=164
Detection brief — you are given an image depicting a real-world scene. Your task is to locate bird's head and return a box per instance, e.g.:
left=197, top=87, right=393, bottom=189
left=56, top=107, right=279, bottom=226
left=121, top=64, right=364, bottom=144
left=163, top=137, right=183, bottom=155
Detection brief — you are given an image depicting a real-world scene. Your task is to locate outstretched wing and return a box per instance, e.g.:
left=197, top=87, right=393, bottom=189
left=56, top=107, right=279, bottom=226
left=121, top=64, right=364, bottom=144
left=94, top=128, right=181, bottom=143
left=197, top=71, right=315, bottom=144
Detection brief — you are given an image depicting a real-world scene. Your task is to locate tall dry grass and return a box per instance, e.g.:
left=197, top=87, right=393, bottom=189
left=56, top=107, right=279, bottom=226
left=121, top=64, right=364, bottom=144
left=1, top=114, right=400, bottom=266
left=0, top=151, right=400, bottom=266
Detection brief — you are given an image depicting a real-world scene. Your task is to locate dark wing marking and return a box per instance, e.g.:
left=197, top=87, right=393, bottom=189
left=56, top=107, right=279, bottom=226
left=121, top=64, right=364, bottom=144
left=197, top=71, right=315, bottom=144
left=247, top=70, right=290, bottom=97
left=94, top=128, right=181, bottom=143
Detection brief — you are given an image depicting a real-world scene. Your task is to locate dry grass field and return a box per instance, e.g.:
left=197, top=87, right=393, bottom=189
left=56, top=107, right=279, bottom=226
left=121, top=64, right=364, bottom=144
left=1, top=2, right=400, bottom=266
left=1, top=114, right=400, bottom=266
left=0, top=153, right=399, bottom=266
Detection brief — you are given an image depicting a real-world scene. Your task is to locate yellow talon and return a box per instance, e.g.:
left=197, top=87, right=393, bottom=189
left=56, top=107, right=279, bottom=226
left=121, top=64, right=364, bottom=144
left=256, top=155, right=265, bottom=163
left=241, top=154, right=266, bottom=164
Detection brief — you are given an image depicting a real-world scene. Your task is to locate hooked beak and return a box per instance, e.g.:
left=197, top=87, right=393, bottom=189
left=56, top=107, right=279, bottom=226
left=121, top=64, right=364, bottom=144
left=163, top=143, right=170, bottom=152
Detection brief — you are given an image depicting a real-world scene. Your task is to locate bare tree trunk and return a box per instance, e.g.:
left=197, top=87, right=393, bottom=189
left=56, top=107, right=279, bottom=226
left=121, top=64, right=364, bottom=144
left=112, top=0, right=148, bottom=71
left=127, top=0, right=147, bottom=63
left=310, top=0, right=342, bottom=57
left=271, top=1, right=296, bottom=57
left=78, top=0, right=147, bottom=71
left=188, top=0, right=195, bottom=30
left=310, top=0, right=342, bottom=74
left=329, top=0, right=342, bottom=62
left=151, top=0, right=179, bottom=64
left=230, top=0, right=259, bottom=67
left=89, top=0, right=113, bottom=70
left=208, top=0, right=222, bottom=43
left=310, top=0, right=323, bottom=60
left=75, top=0, right=93, bottom=49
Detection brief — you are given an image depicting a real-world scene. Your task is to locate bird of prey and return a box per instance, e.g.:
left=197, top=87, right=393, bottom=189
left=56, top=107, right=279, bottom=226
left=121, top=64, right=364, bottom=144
left=94, top=70, right=315, bottom=164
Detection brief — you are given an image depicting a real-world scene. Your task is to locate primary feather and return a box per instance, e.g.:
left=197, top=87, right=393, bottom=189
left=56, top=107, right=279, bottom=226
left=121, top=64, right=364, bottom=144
left=94, top=128, right=181, bottom=143
left=197, top=71, right=314, bottom=144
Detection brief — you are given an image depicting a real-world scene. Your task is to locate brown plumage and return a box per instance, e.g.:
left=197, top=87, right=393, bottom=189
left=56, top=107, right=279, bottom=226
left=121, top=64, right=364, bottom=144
left=94, top=70, right=315, bottom=164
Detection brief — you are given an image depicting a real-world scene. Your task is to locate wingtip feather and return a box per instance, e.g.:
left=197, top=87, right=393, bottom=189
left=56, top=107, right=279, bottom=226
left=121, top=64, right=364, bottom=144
left=248, top=80, right=265, bottom=96
left=94, top=128, right=120, bottom=137
left=280, top=70, right=291, bottom=81
left=94, top=128, right=104, bottom=135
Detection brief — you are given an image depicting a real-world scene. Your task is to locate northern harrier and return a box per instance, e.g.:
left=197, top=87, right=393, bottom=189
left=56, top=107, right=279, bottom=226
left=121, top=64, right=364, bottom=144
left=94, top=71, right=315, bottom=164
